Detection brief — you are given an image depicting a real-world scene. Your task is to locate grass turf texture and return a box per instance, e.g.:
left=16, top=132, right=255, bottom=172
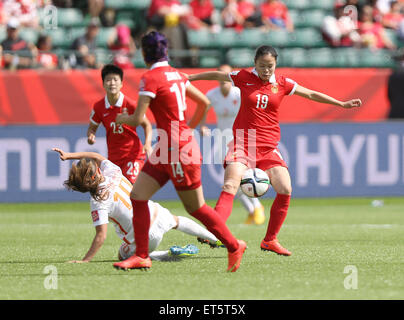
left=0, top=197, right=403, bottom=300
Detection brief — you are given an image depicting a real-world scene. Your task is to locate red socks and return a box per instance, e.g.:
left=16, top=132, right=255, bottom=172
left=264, top=194, right=291, bottom=241
left=214, top=191, right=235, bottom=222
left=131, top=199, right=150, bottom=259
left=191, top=204, right=239, bottom=252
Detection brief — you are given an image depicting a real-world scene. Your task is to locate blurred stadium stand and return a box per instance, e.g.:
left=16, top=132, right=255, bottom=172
left=0, top=0, right=402, bottom=69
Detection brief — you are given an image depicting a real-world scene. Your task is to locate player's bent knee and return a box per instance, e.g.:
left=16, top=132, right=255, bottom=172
left=222, top=181, right=239, bottom=195
left=278, top=186, right=292, bottom=195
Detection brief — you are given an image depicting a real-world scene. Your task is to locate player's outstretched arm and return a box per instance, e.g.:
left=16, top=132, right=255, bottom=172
left=68, top=224, right=107, bottom=263
left=187, top=71, right=231, bottom=82
left=52, top=148, right=106, bottom=166
left=186, top=83, right=211, bottom=129
left=294, top=85, right=362, bottom=109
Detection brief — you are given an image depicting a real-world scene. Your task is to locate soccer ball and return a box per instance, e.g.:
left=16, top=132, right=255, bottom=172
left=240, top=168, right=270, bottom=198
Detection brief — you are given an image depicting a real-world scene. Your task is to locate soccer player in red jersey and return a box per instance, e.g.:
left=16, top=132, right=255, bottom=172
left=87, top=64, right=153, bottom=184
left=112, top=31, right=246, bottom=272
left=187, top=45, right=362, bottom=256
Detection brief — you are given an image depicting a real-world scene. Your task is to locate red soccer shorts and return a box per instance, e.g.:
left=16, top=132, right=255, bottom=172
left=142, top=160, right=202, bottom=191
left=141, top=139, right=203, bottom=191
left=224, top=145, right=288, bottom=172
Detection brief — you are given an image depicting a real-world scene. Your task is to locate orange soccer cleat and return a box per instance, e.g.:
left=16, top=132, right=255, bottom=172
left=260, top=239, right=291, bottom=256
left=113, top=255, right=152, bottom=271
left=227, top=240, right=247, bottom=272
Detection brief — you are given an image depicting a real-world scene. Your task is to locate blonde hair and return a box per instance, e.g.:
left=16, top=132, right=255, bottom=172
left=64, top=158, right=108, bottom=201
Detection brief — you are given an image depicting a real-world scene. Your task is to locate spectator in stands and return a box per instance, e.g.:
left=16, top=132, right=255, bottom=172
left=186, top=0, right=219, bottom=31
left=376, top=0, right=398, bottom=14
left=221, top=0, right=245, bottom=31
left=358, top=4, right=396, bottom=49
left=36, top=34, right=58, bottom=69
left=0, top=18, right=37, bottom=70
left=221, top=0, right=261, bottom=31
left=322, top=1, right=361, bottom=47
left=2, top=0, right=39, bottom=28
left=107, top=24, right=136, bottom=69
left=260, top=0, right=294, bottom=32
left=70, top=18, right=100, bottom=69
left=88, top=0, right=104, bottom=18
left=382, top=1, right=404, bottom=29
left=147, top=0, right=190, bottom=66
left=147, top=0, right=190, bottom=30
left=365, top=0, right=384, bottom=22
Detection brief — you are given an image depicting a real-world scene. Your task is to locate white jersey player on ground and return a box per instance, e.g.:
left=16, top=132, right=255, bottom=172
left=200, top=64, right=265, bottom=225
left=52, top=148, right=222, bottom=263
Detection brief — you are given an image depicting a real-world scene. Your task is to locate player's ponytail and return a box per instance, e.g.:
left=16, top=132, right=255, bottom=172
left=64, top=158, right=108, bottom=201
left=141, top=31, right=169, bottom=64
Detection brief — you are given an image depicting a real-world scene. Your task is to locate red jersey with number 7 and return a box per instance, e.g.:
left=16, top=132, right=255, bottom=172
left=229, top=69, right=297, bottom=149
left=139, top=61, right=193, bottom=149
left=90, top=92, right=145, bottom=163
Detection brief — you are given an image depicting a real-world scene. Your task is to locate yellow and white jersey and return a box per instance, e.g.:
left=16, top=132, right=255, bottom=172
left=90, top=160, right=156, bottom=245
left=206, top=86, right=241, bottom=132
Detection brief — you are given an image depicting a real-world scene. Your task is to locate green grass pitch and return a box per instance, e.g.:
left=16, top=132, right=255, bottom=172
left=0, top=197, right=403, bottom=300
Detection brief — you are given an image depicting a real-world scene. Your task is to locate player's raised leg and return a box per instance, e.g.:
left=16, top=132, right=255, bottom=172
left=261, top=166, right=292, bottom=256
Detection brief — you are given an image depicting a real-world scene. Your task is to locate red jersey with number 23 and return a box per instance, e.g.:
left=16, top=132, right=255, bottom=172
left=90, top=93, right=145, bottom=163
left=229, top=69, right=297, bottom=149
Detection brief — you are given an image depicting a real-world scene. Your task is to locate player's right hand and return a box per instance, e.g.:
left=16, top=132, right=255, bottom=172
left=87, top=133, right=96, bottom=145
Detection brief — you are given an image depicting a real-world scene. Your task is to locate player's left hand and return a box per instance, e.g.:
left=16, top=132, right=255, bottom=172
left=342, top=99, right=362, bottom=109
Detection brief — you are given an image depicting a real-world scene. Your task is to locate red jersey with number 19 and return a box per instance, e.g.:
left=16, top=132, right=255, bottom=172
left=90, top=93, right=145, bottom=163
left=229, top=69, right=297, bottom=149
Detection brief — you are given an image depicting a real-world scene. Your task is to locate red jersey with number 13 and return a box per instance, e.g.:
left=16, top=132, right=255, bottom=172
left=229, top=69, right=297, bottom=149
left=90, top=93, right=145, bottom=163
